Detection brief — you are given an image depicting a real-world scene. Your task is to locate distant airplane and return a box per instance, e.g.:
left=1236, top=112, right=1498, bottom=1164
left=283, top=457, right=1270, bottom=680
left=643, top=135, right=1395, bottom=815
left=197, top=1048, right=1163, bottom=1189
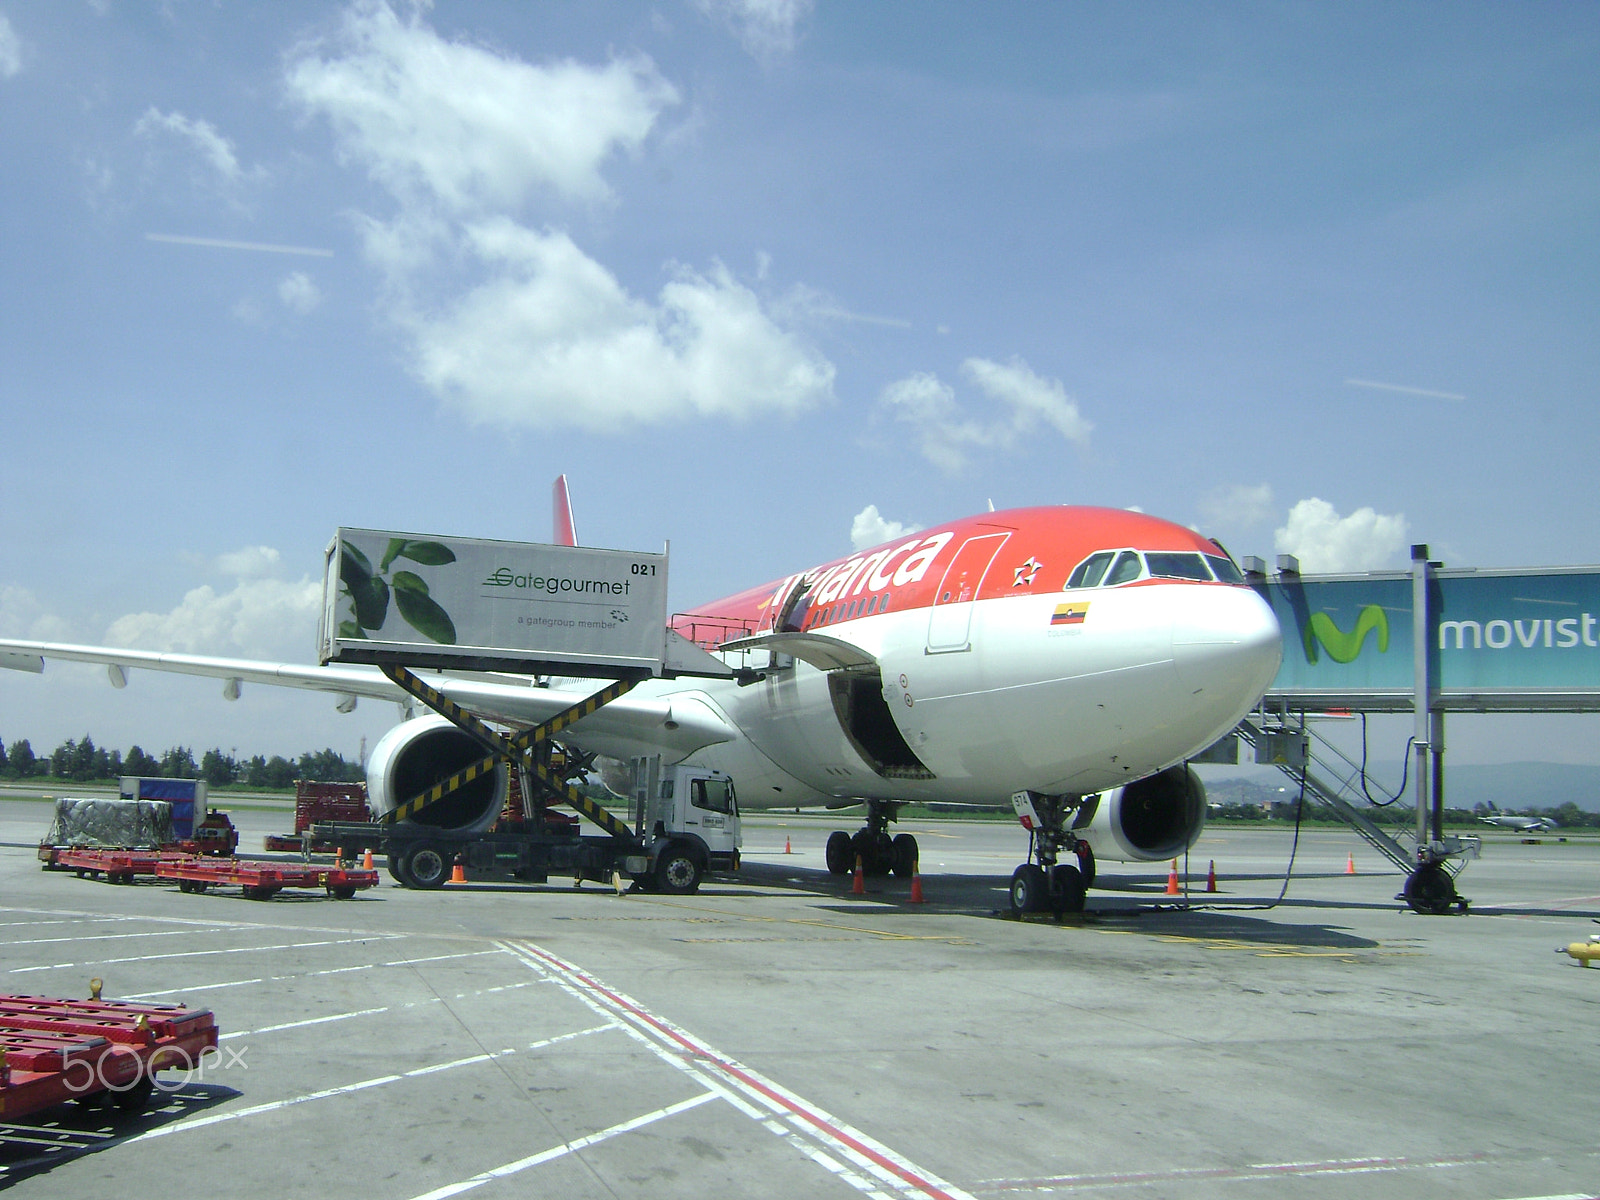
left=1476, top=803, right=1557, bottom=832
left=0, top=479, right=1282, bottom=913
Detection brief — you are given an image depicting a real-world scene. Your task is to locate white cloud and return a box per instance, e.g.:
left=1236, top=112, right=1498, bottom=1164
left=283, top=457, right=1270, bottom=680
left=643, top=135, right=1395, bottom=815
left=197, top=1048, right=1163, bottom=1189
left=214, top=546, right=283, bottom=578
left=409, top=220, right=833, bottom=429
left=879, top=356, right=1089, bottom=474
left=278, top=271, right=323, bottom=314
left=1199, top=483, right=1275, bottom=529
left=850, top=505, right=920, bottom=552
left=0, top=585, right=73, bottom=642
left=0, top=14, right=23, bottom=78
left=133, top=107, right=247, bottom=184
left=695, top=0, right=813, bottom=60
left=963, top=357, right=1091, bottom=445
left=104, top=577, right=322, bottom=659
left=286, top=3, right=831, bottom=431
left=286, top=2, right=677, bottom=212
left=1274, top=498, right=1409, bottom=573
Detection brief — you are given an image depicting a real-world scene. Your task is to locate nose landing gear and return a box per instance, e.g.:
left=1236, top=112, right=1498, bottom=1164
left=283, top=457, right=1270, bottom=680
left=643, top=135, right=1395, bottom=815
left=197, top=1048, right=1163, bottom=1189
left=1008, top=790, right=1093, bottom=917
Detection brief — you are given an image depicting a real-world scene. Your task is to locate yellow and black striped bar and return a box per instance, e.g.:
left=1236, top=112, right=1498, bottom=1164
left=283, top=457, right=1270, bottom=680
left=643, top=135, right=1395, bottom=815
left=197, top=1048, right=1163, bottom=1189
left=381, top=664, right=507, bottom=758
left=387, top=754, right=503, bottom=825
left=378, top=667, right=639, bottom=829
left=504, top=677, right=640, bottom=755
left=530, top=760, right=633, bottom=840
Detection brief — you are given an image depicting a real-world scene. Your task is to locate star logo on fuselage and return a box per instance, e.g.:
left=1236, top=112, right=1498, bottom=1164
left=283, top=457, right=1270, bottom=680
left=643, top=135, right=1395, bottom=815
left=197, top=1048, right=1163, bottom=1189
left=1014, top=557, right=1043, bottom=587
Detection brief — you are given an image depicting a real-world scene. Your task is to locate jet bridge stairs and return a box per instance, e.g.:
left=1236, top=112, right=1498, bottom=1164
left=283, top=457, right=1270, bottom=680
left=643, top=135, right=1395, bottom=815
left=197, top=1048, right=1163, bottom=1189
left=1233, top=714, right=1478, bottom=914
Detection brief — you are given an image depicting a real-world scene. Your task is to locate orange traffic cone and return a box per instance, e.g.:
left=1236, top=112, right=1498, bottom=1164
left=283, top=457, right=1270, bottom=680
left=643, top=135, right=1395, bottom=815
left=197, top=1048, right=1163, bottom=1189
left=909, top=869, right=925, bottom=904
left=852, top=855, right=865, bottom=896
left=450, top=859, right=466, bottom=884
left=1345, top=852, right=1356, bottom=875
left=1165, top=859, right=1180, bottom=896
left=362, top=848, right=374, bottom=871
left=1205, top=860, right=1217, bottom=893
left=784, top=835, right=792, bottom=854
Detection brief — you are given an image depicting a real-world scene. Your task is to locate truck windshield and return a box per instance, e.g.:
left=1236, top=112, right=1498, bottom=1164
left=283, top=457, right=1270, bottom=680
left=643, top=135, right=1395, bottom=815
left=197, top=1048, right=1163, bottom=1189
left=692, top=778, right=735, bottom=815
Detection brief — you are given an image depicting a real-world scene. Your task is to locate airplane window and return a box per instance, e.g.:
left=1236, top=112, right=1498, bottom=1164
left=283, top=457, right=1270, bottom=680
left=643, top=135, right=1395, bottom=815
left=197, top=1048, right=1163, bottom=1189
left=1066, top=551, right=1115, bottom=589
left=879, top=594, right=891, bottom=612
left=1145, top=552, right=1212, bottom=581
left=1205, top=554, right=1244, bottom=584
left=1103, top=551, right=1144, bottom=586
left=847, top=600, right=859, bottom=619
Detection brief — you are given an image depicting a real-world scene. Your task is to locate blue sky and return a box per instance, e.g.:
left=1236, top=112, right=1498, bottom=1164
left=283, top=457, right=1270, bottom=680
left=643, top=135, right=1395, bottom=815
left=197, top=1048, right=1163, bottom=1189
left=1, top=1, right=1597, bottom=768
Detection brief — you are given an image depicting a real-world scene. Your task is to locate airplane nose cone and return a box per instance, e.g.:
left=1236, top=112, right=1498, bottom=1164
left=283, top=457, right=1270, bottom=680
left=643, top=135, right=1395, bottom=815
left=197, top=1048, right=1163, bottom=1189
left=1172, top=586, right=1283, bottom=703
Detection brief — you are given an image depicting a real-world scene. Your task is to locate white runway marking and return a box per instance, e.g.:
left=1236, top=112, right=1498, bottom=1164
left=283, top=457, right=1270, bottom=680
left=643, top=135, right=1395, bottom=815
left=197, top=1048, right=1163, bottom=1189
left=10, top=934, right=400, bottom=973
left=128, top=1024, right=614, bottom=1143
left=220, top=981, right=537, bottom=1040
left=122, top=949, right=506, bottom=999
left=499, top=939, right=978, bottom=1200
left=4, top=927, right=229, bottom=947
left=407, top=1092, right=721, bottom=1200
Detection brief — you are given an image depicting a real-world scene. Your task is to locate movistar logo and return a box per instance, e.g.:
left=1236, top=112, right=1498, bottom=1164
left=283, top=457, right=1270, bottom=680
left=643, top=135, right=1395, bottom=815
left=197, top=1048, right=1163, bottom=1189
left=1304, top=606, right=1389, bottom=664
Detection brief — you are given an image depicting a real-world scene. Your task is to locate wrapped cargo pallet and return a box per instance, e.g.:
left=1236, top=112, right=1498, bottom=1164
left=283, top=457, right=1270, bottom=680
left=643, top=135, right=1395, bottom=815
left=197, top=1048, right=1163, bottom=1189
left=45, top=798, right=175, bottom=848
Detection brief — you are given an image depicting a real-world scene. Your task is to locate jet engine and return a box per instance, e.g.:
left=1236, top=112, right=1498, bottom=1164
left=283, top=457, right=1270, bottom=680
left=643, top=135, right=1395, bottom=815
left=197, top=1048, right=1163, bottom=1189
left=366, top=715, right=507, bottom=835
left=1078, top=764, right=1207, bottom=862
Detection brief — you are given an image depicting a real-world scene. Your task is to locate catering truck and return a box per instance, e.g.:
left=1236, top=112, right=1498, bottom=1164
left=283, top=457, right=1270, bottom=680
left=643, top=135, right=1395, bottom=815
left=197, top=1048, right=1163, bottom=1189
left=309, top=756, right=740, bottom=894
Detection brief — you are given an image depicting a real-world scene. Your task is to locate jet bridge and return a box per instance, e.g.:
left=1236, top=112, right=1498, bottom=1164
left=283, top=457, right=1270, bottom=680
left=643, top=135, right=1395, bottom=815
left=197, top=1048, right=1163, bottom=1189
left=1237, top=546, right=1600, bottom=913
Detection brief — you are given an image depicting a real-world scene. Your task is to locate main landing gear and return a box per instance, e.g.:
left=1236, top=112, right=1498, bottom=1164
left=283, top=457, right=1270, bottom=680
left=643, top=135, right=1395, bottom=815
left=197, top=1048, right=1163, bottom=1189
left=1008, top=791, right=1095, bottom=918
left=824, top=801, right=918, bottom=878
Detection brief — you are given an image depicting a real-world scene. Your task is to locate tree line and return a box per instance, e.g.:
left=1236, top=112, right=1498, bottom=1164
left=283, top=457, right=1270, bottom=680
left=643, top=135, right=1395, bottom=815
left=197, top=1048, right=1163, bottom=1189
left=0, top=735, right=363, bottom=788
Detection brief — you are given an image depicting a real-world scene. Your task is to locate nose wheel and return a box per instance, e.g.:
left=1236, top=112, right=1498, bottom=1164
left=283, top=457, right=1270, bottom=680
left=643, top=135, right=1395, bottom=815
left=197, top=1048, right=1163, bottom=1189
left=1008, top=790, right=1091, bottom=916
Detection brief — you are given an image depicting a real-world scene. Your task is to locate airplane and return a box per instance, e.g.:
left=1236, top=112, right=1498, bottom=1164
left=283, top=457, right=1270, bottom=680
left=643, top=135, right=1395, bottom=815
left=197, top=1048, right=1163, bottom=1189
left=1476, top=803, right=1557, bottom=832
left=0, top=479, right=1282, bottom=913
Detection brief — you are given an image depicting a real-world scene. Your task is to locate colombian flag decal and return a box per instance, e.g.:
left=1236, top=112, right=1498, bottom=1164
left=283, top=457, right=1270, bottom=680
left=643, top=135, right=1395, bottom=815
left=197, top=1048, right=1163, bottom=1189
left=1051, top=602, right=1089, bottom=626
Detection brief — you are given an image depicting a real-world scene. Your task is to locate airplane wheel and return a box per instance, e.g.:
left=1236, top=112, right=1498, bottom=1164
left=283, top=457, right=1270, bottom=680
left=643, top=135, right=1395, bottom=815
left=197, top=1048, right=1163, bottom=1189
left=1009, top=865, right=1047, bottom=915
left=1075, top=843, right=1096, bottom=889
left=1050, top=864, right=1086, bottom=915
left=891, top=834, right=919, bottom=878
left=1404, top=863, right=1456, bottom=915
left=825, top=832, right=853, bottom=875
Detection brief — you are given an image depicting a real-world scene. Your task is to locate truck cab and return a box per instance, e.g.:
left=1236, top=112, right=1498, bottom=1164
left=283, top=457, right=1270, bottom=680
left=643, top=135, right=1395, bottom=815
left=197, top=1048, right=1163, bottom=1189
left=629, top=758, right=742, bottom=884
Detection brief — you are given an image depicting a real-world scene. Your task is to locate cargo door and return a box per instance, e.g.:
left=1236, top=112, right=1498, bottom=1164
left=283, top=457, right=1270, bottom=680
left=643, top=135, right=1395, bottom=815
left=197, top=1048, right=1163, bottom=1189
left=925, top=532, right=1010, bottom=653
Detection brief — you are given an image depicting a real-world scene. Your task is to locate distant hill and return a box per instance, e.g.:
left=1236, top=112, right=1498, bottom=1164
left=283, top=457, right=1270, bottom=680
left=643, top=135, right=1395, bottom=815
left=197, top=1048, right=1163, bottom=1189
left=1202, top=762, right=1600, bottom=813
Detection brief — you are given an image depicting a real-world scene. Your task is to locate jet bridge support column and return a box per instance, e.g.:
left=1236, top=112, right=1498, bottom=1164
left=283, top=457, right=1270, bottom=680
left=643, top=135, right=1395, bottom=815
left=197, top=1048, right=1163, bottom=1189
left=1405, top=546, right=1466, bottom=914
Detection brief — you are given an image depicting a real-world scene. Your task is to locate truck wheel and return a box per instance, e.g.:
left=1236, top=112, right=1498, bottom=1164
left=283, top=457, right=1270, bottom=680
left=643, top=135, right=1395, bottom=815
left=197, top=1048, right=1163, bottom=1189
left=386, top=853, right=409, bottom=886
left=404, top=843, right=450, bottom=890
left=824, top=831, right=853, bottom=875
left=655, top=847, right=702, bottom=894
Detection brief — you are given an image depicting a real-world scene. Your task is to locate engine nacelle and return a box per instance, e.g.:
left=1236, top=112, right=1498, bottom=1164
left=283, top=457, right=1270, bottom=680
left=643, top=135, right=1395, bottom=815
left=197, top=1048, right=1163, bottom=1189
left=1077, top=764, right=1207, bottom=862
left=366, top=715, right=507, bottom=835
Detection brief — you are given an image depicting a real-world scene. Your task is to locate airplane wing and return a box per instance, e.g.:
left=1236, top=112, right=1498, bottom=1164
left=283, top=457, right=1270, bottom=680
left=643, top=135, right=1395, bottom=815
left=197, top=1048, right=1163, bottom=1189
left=0, top=638, right=736, bottom=761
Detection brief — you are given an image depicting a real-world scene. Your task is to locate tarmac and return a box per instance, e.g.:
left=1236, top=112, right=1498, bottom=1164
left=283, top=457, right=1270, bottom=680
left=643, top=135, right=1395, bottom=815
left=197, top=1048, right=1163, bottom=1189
left=2, top=797, right=1598, bottom=1199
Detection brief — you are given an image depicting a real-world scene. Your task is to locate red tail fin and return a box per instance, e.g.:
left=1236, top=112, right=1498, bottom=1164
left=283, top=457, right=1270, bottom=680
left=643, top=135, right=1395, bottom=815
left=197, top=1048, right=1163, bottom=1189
left=552, top=475, right=578, bottom=546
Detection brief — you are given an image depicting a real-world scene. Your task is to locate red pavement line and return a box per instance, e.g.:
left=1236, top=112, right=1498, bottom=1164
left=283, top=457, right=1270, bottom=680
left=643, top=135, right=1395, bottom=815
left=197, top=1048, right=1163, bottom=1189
left=514, top=940, right=973, bottom=1200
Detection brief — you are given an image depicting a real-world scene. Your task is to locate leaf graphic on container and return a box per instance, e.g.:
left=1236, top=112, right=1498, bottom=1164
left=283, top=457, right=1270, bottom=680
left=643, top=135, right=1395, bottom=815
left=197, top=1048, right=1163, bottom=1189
left=351, top=576, right=390, bottom=631
left=397, top=541, right=456, bottom=566
left=392, top=571, right=457, bottom=644
left=337, top=620, right=366, bottom=639
left=379, top=537, right=408, bottom=573
left=339, top=541, right=373, bottom=588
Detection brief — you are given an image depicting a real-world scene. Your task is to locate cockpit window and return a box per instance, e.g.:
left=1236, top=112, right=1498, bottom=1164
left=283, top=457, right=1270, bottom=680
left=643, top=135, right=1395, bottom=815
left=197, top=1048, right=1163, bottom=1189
left=1066, top=551, right=1115, bottom=589
left=1145, top=552, right=1212, bottom=581
left=1103, top=550, right=1144, bottom=587
left=1205, top=554, right=1244, bottom=584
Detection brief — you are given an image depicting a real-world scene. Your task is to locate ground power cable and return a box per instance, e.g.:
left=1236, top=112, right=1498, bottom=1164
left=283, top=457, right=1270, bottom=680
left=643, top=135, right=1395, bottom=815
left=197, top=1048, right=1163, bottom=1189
left=1182, top=762, right=1310, bottom=913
